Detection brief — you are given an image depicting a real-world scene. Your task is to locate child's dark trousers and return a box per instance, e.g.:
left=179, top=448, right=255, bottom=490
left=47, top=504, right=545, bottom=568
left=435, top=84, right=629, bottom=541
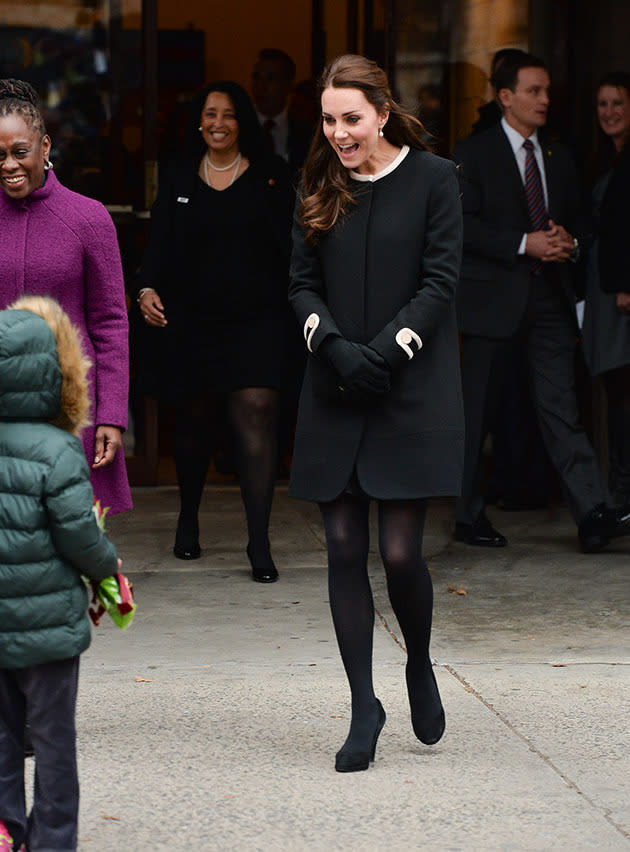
left=0, top=656, right=80, bottom=852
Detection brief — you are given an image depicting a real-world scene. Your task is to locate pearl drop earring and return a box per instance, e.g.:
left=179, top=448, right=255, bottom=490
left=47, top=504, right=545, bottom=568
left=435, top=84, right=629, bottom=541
left=379, top=127, right=384, bottom=137
left=198, top=126, right=202, bottom=131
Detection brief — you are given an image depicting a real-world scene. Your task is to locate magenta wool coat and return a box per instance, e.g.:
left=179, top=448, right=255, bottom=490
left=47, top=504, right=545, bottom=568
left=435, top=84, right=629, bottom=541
left=0, top=170, right=132, bottom=514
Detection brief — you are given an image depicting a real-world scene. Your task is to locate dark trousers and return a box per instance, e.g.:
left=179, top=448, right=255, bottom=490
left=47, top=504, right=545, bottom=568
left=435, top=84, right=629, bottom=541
left=487, top=346, right=550, bottom=503
left=0, top=657, right=80, bottom=852
left=456, top=273, right=610, bottom=526
left=602, top=366, right=630, bottom=506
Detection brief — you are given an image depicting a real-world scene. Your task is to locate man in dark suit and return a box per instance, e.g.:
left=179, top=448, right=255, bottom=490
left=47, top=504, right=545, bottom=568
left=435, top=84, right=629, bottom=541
left=472, top=48, right=551, bottom=511
left=251, top=48, right=312, bottom=174
left=250, top=49, right=313, bottom=476
left=453, top=52, right=630, bottom=552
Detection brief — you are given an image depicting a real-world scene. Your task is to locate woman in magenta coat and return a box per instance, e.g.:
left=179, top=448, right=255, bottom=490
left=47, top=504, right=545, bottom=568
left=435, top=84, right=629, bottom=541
left=0, top=79, right=131, bottom=514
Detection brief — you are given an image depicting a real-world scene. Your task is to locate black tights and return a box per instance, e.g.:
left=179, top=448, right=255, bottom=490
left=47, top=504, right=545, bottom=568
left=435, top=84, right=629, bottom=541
left=320, top=493, right=441, bottom=752
left=175, top=388, right=279, bottom=564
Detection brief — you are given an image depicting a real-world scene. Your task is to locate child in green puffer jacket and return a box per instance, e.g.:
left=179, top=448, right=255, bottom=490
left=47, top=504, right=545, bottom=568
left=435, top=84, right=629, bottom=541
left=0, top=297, right=120, bottom=852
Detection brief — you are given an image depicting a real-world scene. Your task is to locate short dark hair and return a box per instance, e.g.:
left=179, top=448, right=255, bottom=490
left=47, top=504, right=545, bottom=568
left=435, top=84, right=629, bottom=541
left=489, top=48, right=529, bottom=87
left=256, top=49, right=296, bottom=81
left=493, top=53, right=547, bottom=94
left=187, top=80, right=267, bottom=162
left=597, top=70, right=630, bottom=96
left=0, top=78, right=46, bottom=135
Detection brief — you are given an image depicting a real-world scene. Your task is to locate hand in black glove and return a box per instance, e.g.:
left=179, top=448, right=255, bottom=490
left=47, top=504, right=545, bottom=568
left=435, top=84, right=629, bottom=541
left=319, top=337, right=391, bottom=396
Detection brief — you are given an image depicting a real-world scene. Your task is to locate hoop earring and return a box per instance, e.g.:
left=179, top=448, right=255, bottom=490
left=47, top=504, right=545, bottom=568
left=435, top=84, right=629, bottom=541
left=44, top=159, right=53, bottom=170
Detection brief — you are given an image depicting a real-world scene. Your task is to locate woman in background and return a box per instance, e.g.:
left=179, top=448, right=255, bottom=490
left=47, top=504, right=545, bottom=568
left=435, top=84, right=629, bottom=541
left=137, top=81, right=293, bottom=582
left=582, top=71, right=630, bottom=508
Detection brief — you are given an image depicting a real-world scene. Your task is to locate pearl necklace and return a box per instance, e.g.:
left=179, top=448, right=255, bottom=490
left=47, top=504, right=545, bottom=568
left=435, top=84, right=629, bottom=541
left=205, top=151, right=241, bottom=171
left=204, top=152, right=242, bottom=188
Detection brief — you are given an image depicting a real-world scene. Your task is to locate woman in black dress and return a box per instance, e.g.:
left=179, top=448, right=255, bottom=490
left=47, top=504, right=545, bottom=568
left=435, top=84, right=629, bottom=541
left=138, top=81, right=293, bottom=582
left=289, top=55, right=463, bottom=771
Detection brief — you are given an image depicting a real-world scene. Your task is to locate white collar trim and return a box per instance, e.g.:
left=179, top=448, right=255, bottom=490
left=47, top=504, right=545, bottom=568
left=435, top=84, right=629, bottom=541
left=350, top=145, right=410, bottom=182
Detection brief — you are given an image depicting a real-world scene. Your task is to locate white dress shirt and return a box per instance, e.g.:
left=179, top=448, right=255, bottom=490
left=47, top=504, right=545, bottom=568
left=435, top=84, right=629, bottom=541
left=501, top=117, right=549, bottom=254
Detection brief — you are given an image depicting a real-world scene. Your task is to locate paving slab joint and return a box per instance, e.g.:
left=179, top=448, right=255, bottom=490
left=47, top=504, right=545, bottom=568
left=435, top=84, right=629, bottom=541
left=375, top=607, right=406, bottom=653
left=444, top=664, right=630, bottom=843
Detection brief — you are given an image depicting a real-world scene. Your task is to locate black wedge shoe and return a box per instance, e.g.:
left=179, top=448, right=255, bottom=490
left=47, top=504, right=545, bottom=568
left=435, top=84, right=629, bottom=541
left=409, top=668, right=445, bottom=746
left=335, top=699, right=386, bottom=773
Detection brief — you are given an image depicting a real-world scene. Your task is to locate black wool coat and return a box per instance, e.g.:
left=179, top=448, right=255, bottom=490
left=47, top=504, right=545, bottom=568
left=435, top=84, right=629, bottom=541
left=288, top=148, right=465, bottom=502
left=598, top=143, right=630, bottom=294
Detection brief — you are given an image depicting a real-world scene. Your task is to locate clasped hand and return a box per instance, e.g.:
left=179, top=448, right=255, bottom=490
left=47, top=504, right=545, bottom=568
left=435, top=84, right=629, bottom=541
left=525, top=219, right=575, bottom=263
left=321, top=337, right=391, bottom=399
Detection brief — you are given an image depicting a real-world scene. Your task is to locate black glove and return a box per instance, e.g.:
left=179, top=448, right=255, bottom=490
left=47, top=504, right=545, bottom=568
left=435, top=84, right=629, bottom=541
left=319, top=337, right=391, bottom=396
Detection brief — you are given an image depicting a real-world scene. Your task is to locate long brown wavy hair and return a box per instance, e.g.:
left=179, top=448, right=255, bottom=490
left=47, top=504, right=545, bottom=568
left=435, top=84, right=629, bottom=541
left=299, top=54, right=429, bottom=244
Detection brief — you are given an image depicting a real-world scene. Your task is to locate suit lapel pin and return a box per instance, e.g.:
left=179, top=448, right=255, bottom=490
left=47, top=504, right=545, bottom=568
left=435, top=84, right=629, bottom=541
left=177, top=196, right=189, bottom=203
left=268, top=178, right=276, bottom=186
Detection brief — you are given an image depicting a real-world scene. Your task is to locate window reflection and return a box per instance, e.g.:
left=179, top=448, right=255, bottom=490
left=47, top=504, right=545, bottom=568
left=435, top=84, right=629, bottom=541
left=394, top=0, right=528, bottom=154
left=0, top=0, right=144, bottom=207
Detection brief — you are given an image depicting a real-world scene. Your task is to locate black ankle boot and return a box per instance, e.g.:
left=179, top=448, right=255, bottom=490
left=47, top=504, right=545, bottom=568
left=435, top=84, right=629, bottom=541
left=173, top=512, right=200, bottom=560
left=335, top=699, right=386, bottom=772
left=408, top=666, right=445, bottom=746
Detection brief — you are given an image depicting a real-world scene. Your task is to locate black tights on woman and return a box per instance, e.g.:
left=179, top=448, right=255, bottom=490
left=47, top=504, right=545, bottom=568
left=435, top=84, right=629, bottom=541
left=174, top=388, right=279, bottom=573
left=319, top=493, right=443, bottom=755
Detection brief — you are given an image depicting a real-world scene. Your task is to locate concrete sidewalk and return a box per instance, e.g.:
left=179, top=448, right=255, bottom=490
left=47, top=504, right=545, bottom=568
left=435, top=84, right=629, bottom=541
left=67, top=486, right=628, bottom=850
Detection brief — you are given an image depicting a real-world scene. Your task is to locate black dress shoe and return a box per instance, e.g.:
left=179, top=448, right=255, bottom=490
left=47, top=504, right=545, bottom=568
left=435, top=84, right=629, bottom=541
left=174, top=513, right=201, bottom=559
left=335, top=700, right=386, bottom=773
left=247, top=545, right=279, bottom=583
left=454, top=513, right=507, bottom=547
left=173, top=542, right=201, bottom=559
left=579, top=503, right=630, bottom=553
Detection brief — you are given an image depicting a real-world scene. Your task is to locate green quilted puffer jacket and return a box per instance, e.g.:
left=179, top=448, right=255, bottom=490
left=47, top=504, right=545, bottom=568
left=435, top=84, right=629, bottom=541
left=0, top=309, right=118, bottom=669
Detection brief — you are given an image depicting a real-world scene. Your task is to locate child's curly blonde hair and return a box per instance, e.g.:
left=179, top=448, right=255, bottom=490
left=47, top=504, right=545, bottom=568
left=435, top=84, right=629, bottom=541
left=8, top=295, right=92, bottom=436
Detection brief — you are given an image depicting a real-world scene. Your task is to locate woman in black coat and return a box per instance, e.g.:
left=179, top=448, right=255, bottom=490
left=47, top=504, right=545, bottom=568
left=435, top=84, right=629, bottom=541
left=137, top=81, right=294, bottom=581
left=288, top=55, right=463, bottom=771
left=582, top=71, right=630, bottom=507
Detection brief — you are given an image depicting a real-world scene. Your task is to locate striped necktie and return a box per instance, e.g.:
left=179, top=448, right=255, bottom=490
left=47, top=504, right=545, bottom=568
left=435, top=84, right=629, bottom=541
left=263, top=118, right=276, bottom=155
left=523, top=138, right=548, bottom=274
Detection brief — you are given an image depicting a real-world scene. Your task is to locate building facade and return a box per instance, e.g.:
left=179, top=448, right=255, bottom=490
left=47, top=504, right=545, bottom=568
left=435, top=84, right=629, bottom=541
left=1, top=0, right=628, bottom=481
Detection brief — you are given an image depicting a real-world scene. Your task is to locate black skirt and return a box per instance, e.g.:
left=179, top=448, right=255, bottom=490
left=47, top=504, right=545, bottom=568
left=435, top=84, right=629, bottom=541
left=149, top=307, right=287, bottom=402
